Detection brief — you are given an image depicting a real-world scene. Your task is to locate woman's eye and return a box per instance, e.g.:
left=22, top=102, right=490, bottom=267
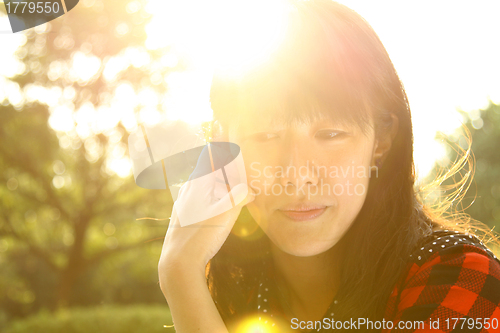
left=252, top=132, right=279, bottom=142
left=315, top=130, right=346, bottom=140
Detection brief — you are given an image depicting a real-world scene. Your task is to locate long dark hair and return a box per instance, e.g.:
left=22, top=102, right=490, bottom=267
left=205, top=0, right=497, bottom=327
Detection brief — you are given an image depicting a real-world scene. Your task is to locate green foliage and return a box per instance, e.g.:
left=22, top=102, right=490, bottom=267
left=3, top=305, right=175, bottom=333
left=424, top=101, right=500, bottom=235
left=459, top=102, right=500, bottom=230
left=0, top=0, right=175, bottom=318
left=0, top=100, right=170, bottom=317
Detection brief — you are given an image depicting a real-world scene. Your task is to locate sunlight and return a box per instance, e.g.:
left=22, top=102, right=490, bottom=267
left=145, top=0, right=289, bottom=73
left=103, top=55, right=129, bottom=82
left=70, top=51, right=101, bottom=84
left=108, top=157, right=132, bottom=178
left=145, top=0, right=500, bottom=182
left=161, top=69, right=214, bottom=124
left=74, top=102, right=96, bottom=139
left=0, top=16, right=27, bottom=78
left=139, top=107, right=161, bottom=126
left=234, top=315, right=281, bottom=333
left=336, top=0, right=500, bottom=182
left=48, top=105, right=75, bottom=132
left=144, top=0, right=290, bottom=126
left=0, top=78, right=24, bottom=108
left=94, top=105, right=121, bottom=133
left=203, top=0, right=290, bottom=75
left=0, top=1, right=498, bottom=180
left=143, top=0, right=500, bottom=182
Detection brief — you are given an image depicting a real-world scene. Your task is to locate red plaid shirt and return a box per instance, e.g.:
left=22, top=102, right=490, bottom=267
left=240, top=230, right=500, bottom=332
left=383, top=230, right=500, bottom=332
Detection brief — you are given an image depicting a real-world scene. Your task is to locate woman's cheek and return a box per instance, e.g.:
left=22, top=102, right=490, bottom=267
left=245, top=160, right=276, bottom=194
left=330, top=163, right=371, bottom=215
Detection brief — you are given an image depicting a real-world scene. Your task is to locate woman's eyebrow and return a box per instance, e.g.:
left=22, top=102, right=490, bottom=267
left=311, top=118, right=354, bottom=128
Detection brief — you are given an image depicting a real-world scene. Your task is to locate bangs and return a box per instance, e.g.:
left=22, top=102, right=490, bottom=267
left=231, top=67, right=374, bottom=135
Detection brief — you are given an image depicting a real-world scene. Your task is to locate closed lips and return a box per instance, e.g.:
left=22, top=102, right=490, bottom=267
left=278, top=204, right=328, bottom=221
left=280, top=204, right=327, bottom=212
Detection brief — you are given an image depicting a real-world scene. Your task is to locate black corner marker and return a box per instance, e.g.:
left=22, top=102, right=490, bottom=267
left=4, top=0, right=79, bottom=33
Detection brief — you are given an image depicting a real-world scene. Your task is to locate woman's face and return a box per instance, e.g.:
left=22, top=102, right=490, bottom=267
left=229, top=111, right=378, bottom=257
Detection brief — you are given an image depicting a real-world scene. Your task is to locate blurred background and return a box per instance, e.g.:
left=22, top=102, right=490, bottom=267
left=0, top=0, right=499, bottom=332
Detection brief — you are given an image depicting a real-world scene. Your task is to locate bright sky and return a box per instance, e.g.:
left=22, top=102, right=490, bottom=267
left=338, top=0, right=500, bottom=181
left=1, top=0, right=499, bottom=181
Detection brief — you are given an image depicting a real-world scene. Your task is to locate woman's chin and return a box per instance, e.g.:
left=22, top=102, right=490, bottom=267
left=269, top=234, right=340, bottom=257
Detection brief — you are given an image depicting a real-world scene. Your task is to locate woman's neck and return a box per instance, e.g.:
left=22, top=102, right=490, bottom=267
left=270, top=241, right=344, bottom=321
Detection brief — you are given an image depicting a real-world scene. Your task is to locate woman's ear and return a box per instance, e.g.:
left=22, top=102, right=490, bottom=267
left=372, top=113, right=399, bottom=166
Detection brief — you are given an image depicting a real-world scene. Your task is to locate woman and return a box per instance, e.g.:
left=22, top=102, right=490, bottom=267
left=158, top=1, right=500, bottom=332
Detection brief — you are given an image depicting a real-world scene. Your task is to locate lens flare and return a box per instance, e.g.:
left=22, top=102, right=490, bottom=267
left=233, top=314, right=281, bottom=333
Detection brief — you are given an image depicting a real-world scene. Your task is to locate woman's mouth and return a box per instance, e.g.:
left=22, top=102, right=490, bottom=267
left=278, top=204, right=327, bottom=221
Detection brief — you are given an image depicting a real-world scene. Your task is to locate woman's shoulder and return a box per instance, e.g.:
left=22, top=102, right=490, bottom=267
left=384, top=229, right=500, bottom=331
left=409, top=229, right=498, bottom=266
left=402, top=229, right=500, bottom=303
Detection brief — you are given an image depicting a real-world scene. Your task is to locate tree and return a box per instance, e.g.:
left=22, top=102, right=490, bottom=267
left=421, top=101, right=500, bottom=240
left=458, top=102, right=500, bottom=230
left=0, top=0, right=178, bottom=317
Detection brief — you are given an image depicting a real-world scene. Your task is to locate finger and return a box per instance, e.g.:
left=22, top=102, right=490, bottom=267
left=211, top=183, right=250, bottom=214
left=213, top=176, right=229, bottom=200
left=181, top=171, right=217, bottom=201
left=175, top=182, right=251, bottom=227
left=176, top=179, right=191, bottom=199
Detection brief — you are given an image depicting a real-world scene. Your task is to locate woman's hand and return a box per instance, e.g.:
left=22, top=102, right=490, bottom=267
left=158, top=170, right=255, bottom=281
left=157, top=173, right=254, bottom=332
left=156, top=144, right=254, bottom=332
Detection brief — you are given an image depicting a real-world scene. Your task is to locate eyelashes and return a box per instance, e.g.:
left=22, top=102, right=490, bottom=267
left=315, top=130, right=347, bottom=140
left=250, top=130, right=348, bottom=143
left=252, top=132, right=280, bottom=142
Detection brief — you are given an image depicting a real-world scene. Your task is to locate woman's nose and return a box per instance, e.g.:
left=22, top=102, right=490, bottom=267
left=278, top=139, right=319, bottom=188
